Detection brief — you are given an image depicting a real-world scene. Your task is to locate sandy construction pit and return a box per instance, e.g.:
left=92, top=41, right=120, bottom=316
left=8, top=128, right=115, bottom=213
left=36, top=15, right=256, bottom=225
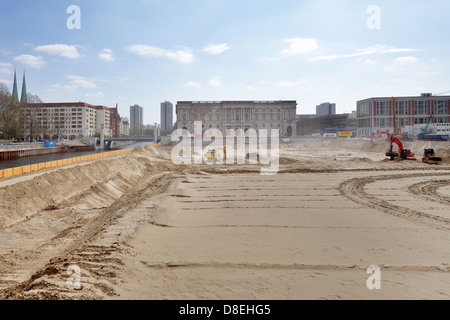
left=0, top=139, right=449, bottom=300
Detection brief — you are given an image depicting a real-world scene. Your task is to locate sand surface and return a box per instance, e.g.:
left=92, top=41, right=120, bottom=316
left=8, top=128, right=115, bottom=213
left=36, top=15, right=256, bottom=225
left=0, top=138, right=449, bottom=300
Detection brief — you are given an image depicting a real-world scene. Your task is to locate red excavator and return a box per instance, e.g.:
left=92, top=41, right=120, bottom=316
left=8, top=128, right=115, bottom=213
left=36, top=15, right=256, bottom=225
left=385, top=135, right=416, bottom=161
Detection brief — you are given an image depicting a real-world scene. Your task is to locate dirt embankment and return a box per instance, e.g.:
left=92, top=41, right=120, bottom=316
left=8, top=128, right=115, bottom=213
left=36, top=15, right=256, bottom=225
left=0, top=146, right=176, bottom=229
left=0, top=145, right=187, bottom=299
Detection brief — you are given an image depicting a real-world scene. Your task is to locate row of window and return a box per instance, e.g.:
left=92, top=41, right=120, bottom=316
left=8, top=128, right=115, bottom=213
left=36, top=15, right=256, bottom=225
left=201, top=123, right=283, bottom=129
left=374, top=117, right=449, bottom=126
left=369, top=101, right=449, bottom=116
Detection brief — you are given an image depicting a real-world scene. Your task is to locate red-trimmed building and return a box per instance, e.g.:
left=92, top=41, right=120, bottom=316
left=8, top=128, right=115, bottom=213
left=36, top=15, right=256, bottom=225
left=109, top=104, right=121, bottom=138
left=357, top=93, right=450, bottom=137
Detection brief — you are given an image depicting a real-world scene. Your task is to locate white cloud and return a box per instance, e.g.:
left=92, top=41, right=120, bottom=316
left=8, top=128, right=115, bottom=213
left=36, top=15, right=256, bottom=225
left=13, top=55, right=47, bottom=69
left=0, top=62, right=13, bottom=74
left=281, top=38, right=318, bottom=56
left=48, top=84, right=78, bottom=93
left=310, top=45, right=418, bottom=62
left=35, top=44, right=80, bottom=59
left=127, top=45, right=194, bottom=64
left=0, top=79, right=11, bottom=85
left=86, top=92, right=104, bottom=98
left=365, top=59, right=377, bottom=65
left=0, top=49, right=11, bottom=56
left=99, top=49, right=114, bottom=62
left=67, top=75, right=97, bottom=89
left=395, top=56, right=419, bottom=65
left=277, top=80, right=307, bottom=88
left=209, top=78, right=222, bottom=87
left=201, top=43, right=231, bottom=55
left=185, top=81, right=202, bottom=88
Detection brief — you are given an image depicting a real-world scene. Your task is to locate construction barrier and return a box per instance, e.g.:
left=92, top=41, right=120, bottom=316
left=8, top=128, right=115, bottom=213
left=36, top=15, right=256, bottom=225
left=0, top=147, right=137, bottom=180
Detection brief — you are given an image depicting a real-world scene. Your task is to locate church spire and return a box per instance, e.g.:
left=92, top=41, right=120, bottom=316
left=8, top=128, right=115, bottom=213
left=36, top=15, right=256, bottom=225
left=20, top=70, right=27, bottom=104
left=11, top=69, right=19, bottom=106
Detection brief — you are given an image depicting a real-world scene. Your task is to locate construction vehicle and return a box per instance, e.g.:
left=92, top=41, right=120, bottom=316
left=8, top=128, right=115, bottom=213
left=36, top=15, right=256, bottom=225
left=422, top=149, right=443, bottom=164
left=371, top=131, right=391, bottom=141
left=386, top=135, right=416, bottom=161
left=204, top=148, right=218, bottom=163
left=204, top=147, right=226, bottom=163
left=418, top=111, right=450, bottom=141
left=385, top=98, right=416, bottom=160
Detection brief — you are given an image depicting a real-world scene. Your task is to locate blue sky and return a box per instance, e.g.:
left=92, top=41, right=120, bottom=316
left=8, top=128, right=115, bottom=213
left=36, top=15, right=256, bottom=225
left=1, top=0, right=449, bottom=124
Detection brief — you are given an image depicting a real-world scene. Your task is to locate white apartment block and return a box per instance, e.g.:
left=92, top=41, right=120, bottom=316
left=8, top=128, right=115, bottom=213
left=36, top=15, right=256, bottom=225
left=21, top=102, right=111, bottom=140
left=120, top=117, right=130, bottom=136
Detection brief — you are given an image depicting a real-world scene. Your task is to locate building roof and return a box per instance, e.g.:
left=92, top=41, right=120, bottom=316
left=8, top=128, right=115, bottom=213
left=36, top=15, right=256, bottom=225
left=177, top=100, right=297, bottom=105
left=357, top=94, right=450, bottom=103
left=20, top=71, right=27, bottom=104
left=11, top=70, right=19, bottom=106
left=24, top=102, right=112, bottom=110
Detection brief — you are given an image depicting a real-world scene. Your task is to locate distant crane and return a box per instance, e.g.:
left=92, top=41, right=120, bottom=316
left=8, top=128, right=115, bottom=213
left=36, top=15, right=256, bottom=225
left=392, top=97, right=401, bottom=134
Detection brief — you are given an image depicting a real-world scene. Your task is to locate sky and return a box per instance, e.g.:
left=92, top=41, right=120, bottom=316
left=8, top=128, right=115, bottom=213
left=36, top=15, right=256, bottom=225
left=0, top=0, right=449, bottom=125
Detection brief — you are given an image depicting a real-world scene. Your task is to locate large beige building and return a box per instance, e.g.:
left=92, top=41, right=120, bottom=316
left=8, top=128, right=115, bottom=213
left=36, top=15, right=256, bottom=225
left=176, top=100, right=297, bottom=136
left=20, top=102, right=111, bottom=140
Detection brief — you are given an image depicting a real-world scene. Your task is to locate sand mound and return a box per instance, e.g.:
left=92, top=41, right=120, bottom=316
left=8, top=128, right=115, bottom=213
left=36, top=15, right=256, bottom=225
left=0, top=148, right=178, bottom=229
left=131, top=144, right=171, bottom=159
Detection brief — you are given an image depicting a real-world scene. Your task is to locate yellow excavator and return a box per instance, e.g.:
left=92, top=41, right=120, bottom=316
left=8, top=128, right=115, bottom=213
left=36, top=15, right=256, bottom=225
left=422, top=149, right=443, bottom=164
left=204, top=147, right=226, bottom=163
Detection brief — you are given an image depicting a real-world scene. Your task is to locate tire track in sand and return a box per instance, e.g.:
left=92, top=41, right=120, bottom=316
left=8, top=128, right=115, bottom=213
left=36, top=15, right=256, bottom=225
left=338, top=172, right=450, bottom=230
left=408, top=180, right=450, bottom=206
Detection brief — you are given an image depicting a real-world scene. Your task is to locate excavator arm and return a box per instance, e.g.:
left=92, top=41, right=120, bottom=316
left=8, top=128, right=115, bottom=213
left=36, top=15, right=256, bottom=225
left=386, top=135, right=415, bottom=160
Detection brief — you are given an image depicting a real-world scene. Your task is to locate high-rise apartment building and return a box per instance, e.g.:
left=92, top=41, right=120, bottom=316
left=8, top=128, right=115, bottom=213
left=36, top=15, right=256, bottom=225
left=161, top=101, right=173, bottom=132
left=130, top=104, right=143, bottom=135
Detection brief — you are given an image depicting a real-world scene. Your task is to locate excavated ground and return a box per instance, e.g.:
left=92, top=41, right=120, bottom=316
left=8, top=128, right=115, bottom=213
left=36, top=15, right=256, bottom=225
left=0, top=139, right=449, bottom=300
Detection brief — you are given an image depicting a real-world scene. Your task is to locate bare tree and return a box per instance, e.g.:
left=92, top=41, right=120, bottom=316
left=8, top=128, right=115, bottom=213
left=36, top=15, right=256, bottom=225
left=21, top=93, right=44, bottom=142
left=27, top=93, right=43, bottom=104
left=0, top=83, right=23, bottom=140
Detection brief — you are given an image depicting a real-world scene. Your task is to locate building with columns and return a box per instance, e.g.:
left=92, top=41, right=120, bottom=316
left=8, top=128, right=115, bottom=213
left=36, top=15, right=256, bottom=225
left=176, top=100, right=297, bottom=136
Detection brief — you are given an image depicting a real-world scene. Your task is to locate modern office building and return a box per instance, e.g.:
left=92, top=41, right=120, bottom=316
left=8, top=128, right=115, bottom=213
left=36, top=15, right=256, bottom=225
left=161, top=101, right=173, bottom=132
left=357, top=93, right=450, bottom=137
left=296, top=113, right=354, bottom=136
left=19, top=102, right=111, bottom=141
left=130, top=104, right=144, bottom=135
left=316, top=102, right=336, bottom=115
left=176, top=100, right=297, bottom=136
